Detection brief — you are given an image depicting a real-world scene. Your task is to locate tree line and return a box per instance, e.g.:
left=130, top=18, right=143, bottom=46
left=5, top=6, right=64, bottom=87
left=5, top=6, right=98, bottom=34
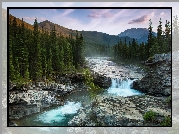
left=9, top=17, right=84, bottom=82
left=113, top=18, right=171, bottom=62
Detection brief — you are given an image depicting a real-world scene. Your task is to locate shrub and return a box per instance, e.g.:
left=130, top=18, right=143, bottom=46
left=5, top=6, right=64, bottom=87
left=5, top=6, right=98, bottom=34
left=143, top=110, right=157, bottom=121
left=83, top=68, right=103, bottom=99
left=160, top=116, right=171, bottom=126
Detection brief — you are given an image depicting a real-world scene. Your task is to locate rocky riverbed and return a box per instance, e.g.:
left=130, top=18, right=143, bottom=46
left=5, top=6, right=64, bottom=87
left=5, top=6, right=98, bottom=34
left=68, top=55, right=171, bottom=126
left=85, top=57, right=144, bottom=80
left=68, top=94, right=171, bottom=126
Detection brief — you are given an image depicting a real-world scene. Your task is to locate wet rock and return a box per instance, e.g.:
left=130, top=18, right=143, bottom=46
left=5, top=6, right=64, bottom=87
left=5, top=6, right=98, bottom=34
left=93, top=73, right=111, bottom=88
left=68, top=94, right=171, bottom=126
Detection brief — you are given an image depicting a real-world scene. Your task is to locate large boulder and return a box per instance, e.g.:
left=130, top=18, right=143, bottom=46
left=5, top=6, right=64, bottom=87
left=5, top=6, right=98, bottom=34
left=132, top=53, right=171, bottom=96
left=93, top=73, right=111, bottom=88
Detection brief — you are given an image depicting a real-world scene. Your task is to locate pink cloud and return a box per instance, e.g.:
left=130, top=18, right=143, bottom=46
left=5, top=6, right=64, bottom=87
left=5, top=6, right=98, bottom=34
left=102, top=12, right=113, bottom=18
left=87, top=10, right=113, bottom=19
left=87, top=12, right=100, bottom=18
left=128, top=12, right=155, bottom=24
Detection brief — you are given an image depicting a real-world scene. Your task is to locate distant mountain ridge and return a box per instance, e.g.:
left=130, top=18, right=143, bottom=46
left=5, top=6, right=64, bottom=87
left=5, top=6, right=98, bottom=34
left=118, top=28, right=157, bottom=44
left=8, top=13, right=152, bottom=46
left=38, top=20, right=134, bottom=45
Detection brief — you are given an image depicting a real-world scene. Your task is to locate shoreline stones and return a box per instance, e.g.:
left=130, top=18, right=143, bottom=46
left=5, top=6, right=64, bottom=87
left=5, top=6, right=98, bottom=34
left=68, top=94, right=171, bottom=126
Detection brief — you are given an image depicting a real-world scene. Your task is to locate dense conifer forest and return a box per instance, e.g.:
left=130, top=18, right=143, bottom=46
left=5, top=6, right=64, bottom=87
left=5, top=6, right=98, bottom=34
left=9, top=16, right=84, bottom=83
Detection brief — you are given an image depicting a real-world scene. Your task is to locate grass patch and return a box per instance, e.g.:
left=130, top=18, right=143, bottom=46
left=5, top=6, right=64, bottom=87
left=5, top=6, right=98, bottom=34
left=160, top=116, right=171, bottom=126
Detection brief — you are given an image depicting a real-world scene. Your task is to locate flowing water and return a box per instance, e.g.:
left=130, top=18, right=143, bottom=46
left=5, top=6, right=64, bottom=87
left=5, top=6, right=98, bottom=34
left=107, top=78, right=142, bottom=97
left=15, top=90, right=91, bottom=126
left=15, top=57, right=142, bottom=126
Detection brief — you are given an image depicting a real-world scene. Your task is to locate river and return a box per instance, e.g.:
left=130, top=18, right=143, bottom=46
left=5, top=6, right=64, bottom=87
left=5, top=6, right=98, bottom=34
left=15, top=57, right=143, bottom=126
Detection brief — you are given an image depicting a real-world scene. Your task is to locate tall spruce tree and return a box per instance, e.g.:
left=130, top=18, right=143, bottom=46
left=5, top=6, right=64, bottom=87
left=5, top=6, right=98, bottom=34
left=147, top=19, right=154, bottom=57
left=164, top=20, right=171, bottom=52
left=157, top=18, right=164, bottom=53
left=32, top=18, right=42, bottom=80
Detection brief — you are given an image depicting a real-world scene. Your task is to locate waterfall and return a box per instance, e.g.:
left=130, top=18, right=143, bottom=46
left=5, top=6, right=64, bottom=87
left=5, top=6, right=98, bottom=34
left=108, top=78, right=141, bottom=97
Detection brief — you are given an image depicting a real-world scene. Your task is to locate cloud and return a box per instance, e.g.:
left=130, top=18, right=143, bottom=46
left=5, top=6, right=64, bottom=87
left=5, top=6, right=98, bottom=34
left=102, top=12, right=113, bottom=18
left=87, top=9, right=113, bottom=19
left=23, top=16, right=46, bottom=22
left=23, top=17, right=36, bottom=21
left=160, top=12, right=166, bottom=18
left=87, top=12, right=100, bottom=18
left=128, top=15, right=148, bottom=24
left=61, top=9, right=75, bottom=16
left=128, top=12, right=155, bottom=24
left=160, top=12, right=164, bottom=16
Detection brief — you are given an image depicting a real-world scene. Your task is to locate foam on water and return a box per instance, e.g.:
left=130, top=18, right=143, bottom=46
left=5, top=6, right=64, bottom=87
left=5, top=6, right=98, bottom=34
left=108, top=78, right=142, bottom=97
left=36, top=101, right=81, bottom=124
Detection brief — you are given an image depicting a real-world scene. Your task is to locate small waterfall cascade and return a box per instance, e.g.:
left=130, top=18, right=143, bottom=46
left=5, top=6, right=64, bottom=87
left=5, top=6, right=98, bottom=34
left=108, top=78, right=142, bottom=97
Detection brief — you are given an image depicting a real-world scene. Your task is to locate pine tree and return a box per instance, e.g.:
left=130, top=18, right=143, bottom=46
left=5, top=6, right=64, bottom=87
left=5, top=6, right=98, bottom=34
left=149, top=37, right=160, bottom=56
left=32, top=18, right=42, bottom=80
left=131, top=38, right=137, bottom=59
left=157, top=18, right=164, bottom=53
left=10, top=17, right=21, bottom=80
left=147, top=19, right=154, bottom=57
left=75, top=31, right=84, bottom=68
left=79, top=32, right=84, bottom=66
left=164, top=20, right=171, bottom=52
left=9, top=19, right=16, bottom=80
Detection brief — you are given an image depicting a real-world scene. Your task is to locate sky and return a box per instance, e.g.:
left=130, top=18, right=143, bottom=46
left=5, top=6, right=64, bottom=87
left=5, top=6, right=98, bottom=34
left=4, top=2, right=173, bottom=35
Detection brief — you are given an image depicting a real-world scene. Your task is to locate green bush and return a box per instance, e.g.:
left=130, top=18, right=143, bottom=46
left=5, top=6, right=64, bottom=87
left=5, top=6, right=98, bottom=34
left=83, top=68, right=103, bottom=99
left=143, top=110, right=157, bottom=121
left=160, top=116, right=171, bottom=126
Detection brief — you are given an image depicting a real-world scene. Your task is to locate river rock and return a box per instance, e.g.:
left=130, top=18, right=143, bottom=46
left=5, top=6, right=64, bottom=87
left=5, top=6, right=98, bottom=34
left=68, top=94, right=171, bottom=126
left=132, top=53, right=171, bottom=96
left=93, top=73, right=111, bottom=88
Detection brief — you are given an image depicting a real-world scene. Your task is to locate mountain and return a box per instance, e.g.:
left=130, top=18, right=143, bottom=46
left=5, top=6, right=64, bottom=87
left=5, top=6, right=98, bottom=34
left=80, top=30, right=133, bottom=45
left=38, top=20, right=134, bottom=46
left=8, top=14, right=134, bottom=46
left=118, top=28, right=157, bottom=44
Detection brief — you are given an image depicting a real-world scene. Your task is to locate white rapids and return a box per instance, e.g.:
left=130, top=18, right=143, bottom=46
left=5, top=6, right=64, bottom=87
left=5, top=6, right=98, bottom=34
left=85, top=57, right=143, bottom=97
left=35, top=101, right=81, bottom=124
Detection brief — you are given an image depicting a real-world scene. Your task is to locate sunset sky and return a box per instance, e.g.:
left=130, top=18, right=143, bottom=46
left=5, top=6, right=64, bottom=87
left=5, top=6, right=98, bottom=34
left=3, top=2, right=172, bottom=35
